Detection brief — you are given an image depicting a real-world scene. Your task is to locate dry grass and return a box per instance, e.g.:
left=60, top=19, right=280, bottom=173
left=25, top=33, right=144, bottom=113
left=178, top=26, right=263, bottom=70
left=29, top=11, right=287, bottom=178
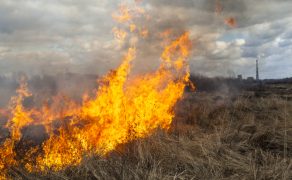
left=6, top=86, right=292, bottom=179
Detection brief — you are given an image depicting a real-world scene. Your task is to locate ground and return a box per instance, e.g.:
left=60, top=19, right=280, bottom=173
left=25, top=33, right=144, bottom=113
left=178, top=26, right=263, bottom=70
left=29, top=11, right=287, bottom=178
left=5, top=82, right=292, bottom=179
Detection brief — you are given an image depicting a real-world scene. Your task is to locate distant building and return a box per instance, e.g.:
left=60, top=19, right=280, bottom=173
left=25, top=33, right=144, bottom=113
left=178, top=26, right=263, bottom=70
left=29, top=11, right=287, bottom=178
left=237, top=75, right=243, bottom=80
left=247, top=77, right=254, bottom=82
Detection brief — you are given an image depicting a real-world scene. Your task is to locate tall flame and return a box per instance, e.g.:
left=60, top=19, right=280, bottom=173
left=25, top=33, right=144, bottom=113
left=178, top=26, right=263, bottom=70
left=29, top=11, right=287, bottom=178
left=0, top=76, right=33, bottom=179
left=6, top=76, right=33, bottom=141
left=0, top=1, right=193, bottom=177
left=34, top=31, right=191, bottom=171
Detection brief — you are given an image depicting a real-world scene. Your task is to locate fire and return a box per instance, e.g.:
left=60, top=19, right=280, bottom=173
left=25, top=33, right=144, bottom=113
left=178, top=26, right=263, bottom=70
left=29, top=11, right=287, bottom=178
left=0, top=1, right=193, bottom=177
left=215, top=0, right=237, bottom=28
left=112, top=4, right=132, bottom=23
left=112, top=27, right=128, bottom=45
left=34, top=31, right=191, bottom=171
left=6, top=77, right=33, bottom=141
left=130, top=23, right=137, bottom=32
left=160, top=29, right=172, bottom=38
left=224, top=17, right=237, bottom=28
left=0, top=76, right=33, bottom=179
left=140, top=28, right=149, bottom=38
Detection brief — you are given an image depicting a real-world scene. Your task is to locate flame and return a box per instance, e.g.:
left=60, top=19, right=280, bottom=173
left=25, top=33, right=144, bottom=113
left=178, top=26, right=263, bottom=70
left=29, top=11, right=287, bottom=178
left=140, top=28, right=149, bottom=38
left=112, top=27, right=128, bottom=45
left=6, top=76, right=33, bottom=141
left=112, top=4, right=132, bottom=23
left=224, top=17, right=237, bottom=28
left=160, top=29, right=172, bottom=39
left=0, top=76, right=32, bottom=179
left=0, top=1, right=193, bottom=176
left=31, top=94, right=81, bottom=133
left=34, top=32, right=191, bottom=171
left=0, top=140, right=16, bottom=179
left=215, top=0, right=237, bottom=28
left=129, top=23, right=137, bottom=32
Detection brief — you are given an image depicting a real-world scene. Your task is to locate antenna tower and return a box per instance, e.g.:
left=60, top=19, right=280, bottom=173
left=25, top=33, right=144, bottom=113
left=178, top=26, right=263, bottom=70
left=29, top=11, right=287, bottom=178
left=256, top=58, right=259, bottom=81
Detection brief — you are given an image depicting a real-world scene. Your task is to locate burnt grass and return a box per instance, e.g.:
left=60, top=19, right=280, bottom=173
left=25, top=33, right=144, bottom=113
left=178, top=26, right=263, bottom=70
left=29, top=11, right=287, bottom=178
left=4, top=81, right=292, bottom=179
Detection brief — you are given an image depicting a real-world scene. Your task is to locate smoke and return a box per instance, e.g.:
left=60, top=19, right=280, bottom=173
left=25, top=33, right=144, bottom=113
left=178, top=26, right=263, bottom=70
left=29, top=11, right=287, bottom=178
left=0, top=0, right=247, bottom=76
left=0, top=0, right=291, bottom=80
left=123, top=0, right=248, bottom=75
left=0, top=73, right=98, bottom=110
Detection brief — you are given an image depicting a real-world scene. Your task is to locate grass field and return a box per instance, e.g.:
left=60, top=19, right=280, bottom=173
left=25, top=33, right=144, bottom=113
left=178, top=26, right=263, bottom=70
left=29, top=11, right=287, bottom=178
left=5, top=83, right=290, bottom=179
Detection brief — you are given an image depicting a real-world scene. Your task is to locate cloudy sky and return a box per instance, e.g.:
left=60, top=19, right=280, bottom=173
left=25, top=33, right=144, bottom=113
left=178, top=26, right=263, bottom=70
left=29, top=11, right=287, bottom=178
left=0, top=0, right=291, bottom=79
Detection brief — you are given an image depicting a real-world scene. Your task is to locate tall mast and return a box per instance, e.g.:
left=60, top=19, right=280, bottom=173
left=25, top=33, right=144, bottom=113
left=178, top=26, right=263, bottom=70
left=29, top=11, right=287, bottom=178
left=256, top=58, right=259, bottom=81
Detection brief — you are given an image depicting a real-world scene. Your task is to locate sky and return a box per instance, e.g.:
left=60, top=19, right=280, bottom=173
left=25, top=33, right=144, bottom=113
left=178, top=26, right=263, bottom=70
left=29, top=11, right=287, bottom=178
left=0, top=0, right=291, bottom=79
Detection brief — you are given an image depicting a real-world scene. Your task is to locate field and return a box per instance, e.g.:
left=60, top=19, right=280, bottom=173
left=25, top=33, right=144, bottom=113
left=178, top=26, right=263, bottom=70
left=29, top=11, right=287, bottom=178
left=4, top=81, right=291, bottom=179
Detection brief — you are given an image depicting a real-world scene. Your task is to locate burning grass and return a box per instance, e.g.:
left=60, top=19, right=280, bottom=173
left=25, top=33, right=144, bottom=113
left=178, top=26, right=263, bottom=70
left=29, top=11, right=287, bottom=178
left=0, top=32, right=192, bottom=178
left=0, top=1, right=193, bottom=177
left=0, top=0, right=291, bottom=179
left=2, top=86, right=291, bottom=179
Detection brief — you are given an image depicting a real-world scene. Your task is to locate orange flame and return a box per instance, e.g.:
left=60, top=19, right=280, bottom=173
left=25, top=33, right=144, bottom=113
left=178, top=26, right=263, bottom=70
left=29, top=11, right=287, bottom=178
left=34, top=32, right=191, bottom=171
left=140, top=28, right=149, bottom=38
left=112, top=4, right=132, bottom=23
left=112, top=27, right=128, bottom=45
left=0, top=1, right=193, bottom=176
left=215, top=0, right=237, bottom=28
left=224, top=17, right=237, bottom=28
left=0, top=76, right=33, bottom=178
left=129, top=23, right=137, bottom=32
